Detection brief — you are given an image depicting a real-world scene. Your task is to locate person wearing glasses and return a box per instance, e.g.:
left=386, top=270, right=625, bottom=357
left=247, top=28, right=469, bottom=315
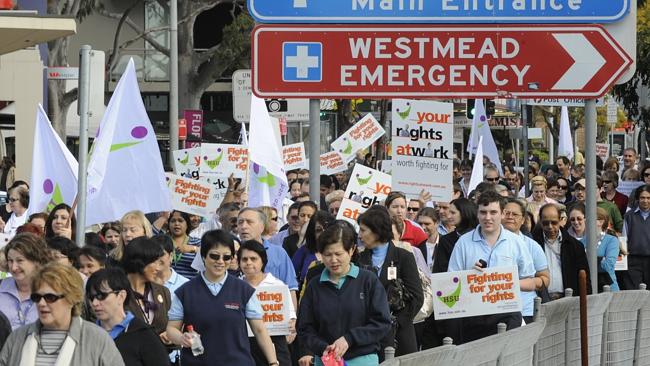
left=406, top=199, right=421, bottom=221
left=269, top=202, right=301, bottom=247
left=567, top=204, right=587, bottom=241
left=483, top=166, right=501, bottom=186
left=627, top=164, right=650, bottom=210
left=325, top=190, right=344, bottom=218
left=502, top=198, right=550, bottom=323
left=87, top=268, right=170, bottom=366
left=600, top=171, right=628, bottom=217
left=167, top=230, right=278, bottom=366
left=0, top=185, right=29, bottom=237
left=260, top=206, right=280, bottom=240
left=0, top=263, right=124, bottom=365
left=555, top=177, right=571, bottom=204
left=532, top=203, right=591, bottom=300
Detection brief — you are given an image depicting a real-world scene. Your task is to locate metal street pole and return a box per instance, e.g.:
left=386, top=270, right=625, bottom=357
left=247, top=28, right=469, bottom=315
left=309, top=99, right=321, bottom=207
left=169, top=0, right=179, bottom=158
left=548, top=116, right=555, bottom=163
left=585, top=99, right=598, bottom=294
left=522, top=101, right=530, bottom=197
left=76, top=45, right=92, bottom=246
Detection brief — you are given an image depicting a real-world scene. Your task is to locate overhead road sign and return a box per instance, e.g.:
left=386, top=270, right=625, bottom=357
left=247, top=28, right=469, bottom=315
left=252, top=25, right=632, bottom=99
left=247, top=0, right=629, bottom=24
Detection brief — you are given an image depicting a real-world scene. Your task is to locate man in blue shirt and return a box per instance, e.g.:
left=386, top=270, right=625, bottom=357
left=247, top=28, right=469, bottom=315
left=448, top=191, right=537, bottom=343
left=622, top=185, right=650, bottom=290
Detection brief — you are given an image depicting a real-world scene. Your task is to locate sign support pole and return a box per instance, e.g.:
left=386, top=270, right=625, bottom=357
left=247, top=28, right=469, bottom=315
left=169, top=0, right=179, bottom=160
left=76, top=45, right=92, bottom=247
left=522, top=101, right=530, bottom=197
left=585, top=99, right=598, bottom=295
left=309, top=99, right=321, bottom=208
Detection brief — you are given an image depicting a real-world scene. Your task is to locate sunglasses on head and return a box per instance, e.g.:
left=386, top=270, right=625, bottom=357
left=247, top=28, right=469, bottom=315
left=207, top=253, right=232, bottom=262
left=87, top=291, right=120, bottom=302
left=30, top=293, right=65, bottom=304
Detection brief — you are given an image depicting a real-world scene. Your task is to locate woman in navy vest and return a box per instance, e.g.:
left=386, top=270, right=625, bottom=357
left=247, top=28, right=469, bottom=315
left=298, top=222, right=392, bottom=366
left=166, top=230, right=279, bottom=366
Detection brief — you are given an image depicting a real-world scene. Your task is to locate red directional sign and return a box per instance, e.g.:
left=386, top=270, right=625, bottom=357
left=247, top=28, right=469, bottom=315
left=252, top=25, right=632, bottom=99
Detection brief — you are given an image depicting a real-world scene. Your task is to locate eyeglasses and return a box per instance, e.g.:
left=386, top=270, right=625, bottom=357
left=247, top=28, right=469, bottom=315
left=8, top=198, right=18, bottom=203
left=486, top=177, right=500, bottom=182
left=503, top=210, right=522, bottom=218
left=644, top=173, right=650, bottom=178
left=570, top=217, right=585, bottom=222
left=407, top=207, right=419, bottom=212
left=541, top=220, right=559, bottom=226
left=271, top=217, right=279, bottom=222
left=87, top=291, right=120, bottom=302
left=558, top=185, right=568, bottom=190
left=207, top=253, right=232, bottom=262
left=30, top=293, right=65, bottom=304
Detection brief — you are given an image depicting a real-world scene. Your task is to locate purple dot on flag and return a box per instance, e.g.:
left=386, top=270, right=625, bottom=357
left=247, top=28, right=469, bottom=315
left=436, top=291, right=442, bottom=297
left=131, top=126, right=148, bottom=139
left=217, top=148, right=222, bottom=152
left=453, top=277, right=459, bottom=283
left=43, top=179, right=54, bottom=194
left=203, top=156, right=208, bottom=160
left=480, top=116, right=486, bottom=122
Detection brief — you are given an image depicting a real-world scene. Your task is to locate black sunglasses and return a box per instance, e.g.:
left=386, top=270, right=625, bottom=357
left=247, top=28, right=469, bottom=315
left=87, top=291, right=120, bottom=302
left=558, top=185, right=568, bottom=189
left=644, top=173, right=650, bottom=177
left=407, top=207, right=419, bottom=212
left=208, top=253, right=233, bottom=261
left=542, top=220, right=559, bottom=226
left=486, top=177, right=500, bottom=182
left=30, top=293, right=65, bottom=304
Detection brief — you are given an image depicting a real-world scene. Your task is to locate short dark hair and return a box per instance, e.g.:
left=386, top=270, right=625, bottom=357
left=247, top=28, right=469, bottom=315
left=45, top=203, right=76, bottom=239
left=78, top=246, right=108, bottom=267
left=602, top=171, right=620, bottom=188
left=298, top=200, right=318, bottom=213
left=477, top=190, right=505, bottom=210
left=320, top=174, right=332, bottom=188
left=357, top=206, right=393, bottom=243
left=317, top=221, right=358, bottom=253
left=539, top=203, right=560, bottom=218
left=417, top=207, right=439, bottom=223
left=168, top=210, right=192, bottom=235
left=238, top=240, right=268, bottom=272
left=46, top=236, right=79, bottom=266
left=121, top=237, right=165, bottom=274
left=84, top=232, right=104, bottom=249
left=505, top=198, right=527, bottom=216
left=556, top=156, right=570, bottom=166
left=151, top=234, right=174, bottom=254
left=200, top=230, right=236, bottom=259
left=305, top=211, right=336, bottom=253
left=288, top=202, right=301, bottom=214
left=86, top=268, right=133, bottom=306
left=451, top=198, right=479, bottom=234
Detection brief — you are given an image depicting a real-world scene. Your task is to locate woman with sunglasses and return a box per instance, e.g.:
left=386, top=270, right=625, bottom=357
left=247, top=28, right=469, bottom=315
left=259, top=206, right=280, bottom=240
left=567, top=204, right=587, bottom=241
left=0, top=263, right=124, bottom=365
left=601, top=171, right=628, bottom=217
left=87, top=268, right=170, bottom=366
left=0, top=233, right=52, bottom=330
left=164, top=210, right=201, bottom=279
left=167, top=230, right=278, bottom=366
left=0, top=185, right=29, bottom=237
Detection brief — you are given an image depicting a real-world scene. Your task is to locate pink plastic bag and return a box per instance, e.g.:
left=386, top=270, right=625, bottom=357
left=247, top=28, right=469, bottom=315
left=321, top=351, right=347, bottom=366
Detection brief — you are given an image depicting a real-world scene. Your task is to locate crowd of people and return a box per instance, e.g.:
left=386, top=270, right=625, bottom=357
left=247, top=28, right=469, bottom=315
left=0, top=146, right=646, bottom=366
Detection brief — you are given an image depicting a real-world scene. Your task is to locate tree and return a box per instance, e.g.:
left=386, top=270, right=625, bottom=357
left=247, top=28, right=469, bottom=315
left=46, top=0, right=100, bottom=139
left=100, top=0, right=253, bottom=113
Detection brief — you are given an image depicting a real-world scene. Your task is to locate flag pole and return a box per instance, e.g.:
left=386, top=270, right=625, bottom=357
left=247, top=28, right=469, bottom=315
left=75, top=45, right=92, bottom=247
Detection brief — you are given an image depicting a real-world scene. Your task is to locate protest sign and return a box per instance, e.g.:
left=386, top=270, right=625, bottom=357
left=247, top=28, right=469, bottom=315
left=246, top=285, right=292, bottom=336
left=166, top=174, right=220, bottom=217
left=380, top=160, right=392, bottom=175
left=595, top=143, right=610, bottom=160
left=331, top=113, right=385, bottom=164
left=172, top=147, right=201, bottom=179
left=337, top=164, right=391, bottom=225
left=391, top=99, right=454, bottom=201
left=282, top=143, right=307, bottom=170
left=199, top=143, right=248, bottom=178
left=431, top=266, right=522, bottom=320
left=320, top=151, right=348, bottom=175
left=0, top=233, right=11, bottom=249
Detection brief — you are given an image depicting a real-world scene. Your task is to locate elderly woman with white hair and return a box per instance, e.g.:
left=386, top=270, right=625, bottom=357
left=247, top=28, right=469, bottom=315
left=325, top=190, right=344, bottom=217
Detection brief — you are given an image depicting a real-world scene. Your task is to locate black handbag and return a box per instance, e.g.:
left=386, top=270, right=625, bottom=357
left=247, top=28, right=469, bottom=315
left=536, top=281, right=552, bottom=303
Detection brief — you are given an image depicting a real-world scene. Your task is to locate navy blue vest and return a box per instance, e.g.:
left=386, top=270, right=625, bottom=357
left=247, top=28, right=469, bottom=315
left=176, top=274, right=256, bottom=366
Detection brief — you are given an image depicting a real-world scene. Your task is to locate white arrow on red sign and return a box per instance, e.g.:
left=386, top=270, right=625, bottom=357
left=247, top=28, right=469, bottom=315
left=252, top=25, right=632, bottom=99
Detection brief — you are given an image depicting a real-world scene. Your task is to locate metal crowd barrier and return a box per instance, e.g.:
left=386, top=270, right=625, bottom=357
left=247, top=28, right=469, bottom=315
left=381, top=285, right=650, bottom=366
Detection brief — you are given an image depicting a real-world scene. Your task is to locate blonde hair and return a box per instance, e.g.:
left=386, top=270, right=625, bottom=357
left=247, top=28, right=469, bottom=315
left=530, top=176, right=547, bottom=188
left=32, top=263, right=84, bottom=317
left=111, top=210, right=153, bottom=261
left=259, top=206, right=278, bottom=237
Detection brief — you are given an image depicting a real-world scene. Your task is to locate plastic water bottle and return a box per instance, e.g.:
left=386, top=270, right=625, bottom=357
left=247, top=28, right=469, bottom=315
left=186, top=325, right=204, bottom=356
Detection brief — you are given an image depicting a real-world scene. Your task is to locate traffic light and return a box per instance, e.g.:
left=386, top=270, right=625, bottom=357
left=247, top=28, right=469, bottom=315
left=466, top=99, right=476, bottom=119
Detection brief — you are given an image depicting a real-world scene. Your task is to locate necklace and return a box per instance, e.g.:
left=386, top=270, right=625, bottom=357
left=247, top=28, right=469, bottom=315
left=38, top=329, right=68, bottom=355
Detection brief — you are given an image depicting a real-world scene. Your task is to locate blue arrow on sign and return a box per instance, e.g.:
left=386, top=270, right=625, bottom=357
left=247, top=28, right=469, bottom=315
left=248, top=0, right=629, bottom=24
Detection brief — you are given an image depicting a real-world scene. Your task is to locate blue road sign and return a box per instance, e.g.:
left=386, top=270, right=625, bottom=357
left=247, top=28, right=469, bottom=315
left=248, top=0, right=629, bottom=24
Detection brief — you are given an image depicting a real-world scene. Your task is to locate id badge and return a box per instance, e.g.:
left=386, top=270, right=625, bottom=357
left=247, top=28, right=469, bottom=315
left=387, top=266, right=397, bottom=280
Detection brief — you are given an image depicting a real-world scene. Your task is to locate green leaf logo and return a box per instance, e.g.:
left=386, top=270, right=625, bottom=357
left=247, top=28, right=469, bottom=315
left=437, top=277, right=461, bottom=308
